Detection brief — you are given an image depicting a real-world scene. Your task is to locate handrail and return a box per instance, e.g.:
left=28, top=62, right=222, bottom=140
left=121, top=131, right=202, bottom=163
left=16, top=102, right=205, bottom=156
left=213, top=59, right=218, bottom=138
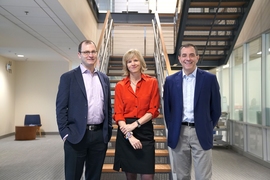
left=152, top=12, right=175, bottom=180
left=96, top=11, right=114, bottom=74
left=153, top=12, right=172, bottom=76
left=97, top=11, right=111, bottom=51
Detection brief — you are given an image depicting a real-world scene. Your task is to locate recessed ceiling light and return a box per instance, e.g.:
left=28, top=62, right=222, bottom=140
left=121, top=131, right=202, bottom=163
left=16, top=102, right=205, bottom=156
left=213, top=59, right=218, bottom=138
left=17, top=54, right=24, bottom=57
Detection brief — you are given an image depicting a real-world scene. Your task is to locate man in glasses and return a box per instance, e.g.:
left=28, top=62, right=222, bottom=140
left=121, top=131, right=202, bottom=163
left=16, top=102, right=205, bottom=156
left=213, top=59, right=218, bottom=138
left=56, top=40, right=112, bottom=180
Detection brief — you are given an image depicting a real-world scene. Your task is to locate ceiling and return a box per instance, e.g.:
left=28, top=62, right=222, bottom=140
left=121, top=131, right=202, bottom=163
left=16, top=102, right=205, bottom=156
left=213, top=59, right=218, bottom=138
left=0, top=0, right=257, bottom=71
left=0, top=0, right=85, bottom=63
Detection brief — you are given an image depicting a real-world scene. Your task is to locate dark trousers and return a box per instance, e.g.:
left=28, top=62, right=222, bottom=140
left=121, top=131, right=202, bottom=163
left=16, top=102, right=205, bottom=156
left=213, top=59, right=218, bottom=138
left=64, top=129, right=107, bottom=180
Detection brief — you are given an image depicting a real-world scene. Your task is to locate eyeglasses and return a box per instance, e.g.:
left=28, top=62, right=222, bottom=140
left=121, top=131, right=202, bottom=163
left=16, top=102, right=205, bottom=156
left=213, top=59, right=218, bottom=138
left=80, top=51, right=97, bottom=56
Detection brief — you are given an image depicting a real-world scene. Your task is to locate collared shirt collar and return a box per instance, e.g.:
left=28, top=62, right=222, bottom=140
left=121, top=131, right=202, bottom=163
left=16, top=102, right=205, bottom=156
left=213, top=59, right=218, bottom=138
left=80, top=63, right=97, bottom=74
left=182, top=67, right=197, bottom=78
left=123, top=73, right=148, bottom=85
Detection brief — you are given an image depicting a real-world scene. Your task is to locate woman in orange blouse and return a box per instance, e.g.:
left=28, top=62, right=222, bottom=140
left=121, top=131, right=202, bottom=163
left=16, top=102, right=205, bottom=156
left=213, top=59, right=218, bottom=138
left=113, top=49, right=160, bottom=180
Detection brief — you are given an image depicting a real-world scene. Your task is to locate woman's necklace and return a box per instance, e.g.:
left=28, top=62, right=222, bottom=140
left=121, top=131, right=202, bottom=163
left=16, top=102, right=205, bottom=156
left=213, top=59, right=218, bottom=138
left=130, top=81, right=137, bottom=86
left=130, top=78, right=141, bottom=86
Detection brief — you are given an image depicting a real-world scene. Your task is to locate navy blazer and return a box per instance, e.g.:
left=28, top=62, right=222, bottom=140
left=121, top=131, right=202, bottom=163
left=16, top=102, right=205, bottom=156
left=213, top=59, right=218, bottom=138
left=163, top=68, right=221, bottom=150
left=56, top=66, right=112, bottom=144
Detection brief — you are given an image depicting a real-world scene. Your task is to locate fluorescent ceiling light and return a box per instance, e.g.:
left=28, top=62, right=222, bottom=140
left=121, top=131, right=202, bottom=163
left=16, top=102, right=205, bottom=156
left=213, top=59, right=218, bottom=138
left=17, top=54, right=24, bottom=57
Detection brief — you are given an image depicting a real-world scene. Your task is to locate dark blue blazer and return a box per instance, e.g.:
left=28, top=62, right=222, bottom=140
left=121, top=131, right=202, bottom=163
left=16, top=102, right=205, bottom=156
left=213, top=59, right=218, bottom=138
left=56, top=66, right=112, bottom=144
left=163, top=68, right=221, bottom=150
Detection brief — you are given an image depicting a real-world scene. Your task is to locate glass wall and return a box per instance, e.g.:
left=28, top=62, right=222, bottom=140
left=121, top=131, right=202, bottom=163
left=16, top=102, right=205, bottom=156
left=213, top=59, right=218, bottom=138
left=217, top=32, right=270, bottom=164
left=233, top=123, right=244, bottom=149
left=246, top=38, right=262, bottom=125
left=266, top=33, right=270, bottom=162
left=222, top=65, right=230, bottom=113
left=232, top=47, right=243, bottom=121
left=248, top=126, right=263, bottom=157
left=266, top=33, right=270, bottom=126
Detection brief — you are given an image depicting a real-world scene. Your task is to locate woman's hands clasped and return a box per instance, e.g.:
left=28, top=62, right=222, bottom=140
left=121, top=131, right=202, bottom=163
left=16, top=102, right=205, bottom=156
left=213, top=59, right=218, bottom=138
left=128, top=136, right=142, bottom=149
left=120, top=123, right=142, bottom=149
left=120, top=123, right=136, bottom=134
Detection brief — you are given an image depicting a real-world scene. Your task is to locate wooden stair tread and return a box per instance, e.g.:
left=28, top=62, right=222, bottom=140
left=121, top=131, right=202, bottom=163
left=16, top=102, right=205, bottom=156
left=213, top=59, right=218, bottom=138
left=157, top=114, right=163, bottom=118
left=190, top=2, right=246, bottom=7
left=106, top=149, right=168, bottom=156
left=155, top=149, right=169, bottom=156
left=102, top=164, right=171, bottom=173
left=154, top=124, right=165, bottom=129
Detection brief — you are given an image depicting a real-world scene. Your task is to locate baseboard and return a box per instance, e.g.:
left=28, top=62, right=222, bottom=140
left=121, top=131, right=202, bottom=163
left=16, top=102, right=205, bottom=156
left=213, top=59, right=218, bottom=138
left=42, top=132, right=59, bottom=135
left=0, top=132, right=15, bottom=139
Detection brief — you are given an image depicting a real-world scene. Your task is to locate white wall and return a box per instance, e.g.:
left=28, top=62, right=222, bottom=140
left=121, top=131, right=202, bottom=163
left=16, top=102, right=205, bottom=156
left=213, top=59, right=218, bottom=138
left=0, top=0, right=98, bottom=137
left=59, top=0, right=98, bottom=42
left=0, top=56, right=69, bottom=136
left=236, top=0, right=270, bottom=47
left=0, top=56, right=15, bottom=136
left=13, top=61, right=69, bottom=133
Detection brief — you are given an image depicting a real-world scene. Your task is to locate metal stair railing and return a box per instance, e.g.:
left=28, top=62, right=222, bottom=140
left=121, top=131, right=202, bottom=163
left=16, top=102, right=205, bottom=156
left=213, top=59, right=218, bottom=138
left=96, top=11, right=114, bottom=74
left=152, top=12, right=176, bottom=180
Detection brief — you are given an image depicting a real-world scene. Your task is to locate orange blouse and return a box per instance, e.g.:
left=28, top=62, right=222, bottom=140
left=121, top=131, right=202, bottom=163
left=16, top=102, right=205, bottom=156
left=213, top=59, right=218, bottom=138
left=113, top=74, right=160, bottom=123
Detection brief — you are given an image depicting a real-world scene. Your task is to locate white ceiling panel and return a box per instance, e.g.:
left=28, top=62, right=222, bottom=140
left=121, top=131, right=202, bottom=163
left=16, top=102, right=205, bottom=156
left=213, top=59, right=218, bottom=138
left=0, top=0, right=85, bottom=62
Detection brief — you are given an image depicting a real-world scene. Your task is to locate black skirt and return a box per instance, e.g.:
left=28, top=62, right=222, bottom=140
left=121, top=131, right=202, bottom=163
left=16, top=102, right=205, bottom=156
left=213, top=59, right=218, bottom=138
left=113, top=118, right=155, bottom=174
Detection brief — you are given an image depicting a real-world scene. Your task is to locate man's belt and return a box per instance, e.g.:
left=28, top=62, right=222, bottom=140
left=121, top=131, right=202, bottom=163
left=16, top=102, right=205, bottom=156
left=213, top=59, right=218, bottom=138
left=86, top=123, right=103, bottom=131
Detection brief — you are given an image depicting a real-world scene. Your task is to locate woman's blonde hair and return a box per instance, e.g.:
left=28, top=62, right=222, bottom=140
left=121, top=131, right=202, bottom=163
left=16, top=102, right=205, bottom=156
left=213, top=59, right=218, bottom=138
left=122, top=49, right=147, bottom=76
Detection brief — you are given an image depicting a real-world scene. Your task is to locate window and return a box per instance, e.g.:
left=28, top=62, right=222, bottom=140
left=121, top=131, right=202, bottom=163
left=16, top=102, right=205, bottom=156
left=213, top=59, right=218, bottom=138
left=232, top=47, right=243, bottom=121
left=266, top=33, right=270, bottom=126
left=247, top=38, right=262, bottom=125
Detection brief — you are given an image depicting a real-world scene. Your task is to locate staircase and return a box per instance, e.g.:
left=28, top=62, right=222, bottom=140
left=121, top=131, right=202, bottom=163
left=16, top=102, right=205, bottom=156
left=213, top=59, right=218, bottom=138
left=101, top=56, right=171, bottom=179
left=173, top=0, right=254, bottom=70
